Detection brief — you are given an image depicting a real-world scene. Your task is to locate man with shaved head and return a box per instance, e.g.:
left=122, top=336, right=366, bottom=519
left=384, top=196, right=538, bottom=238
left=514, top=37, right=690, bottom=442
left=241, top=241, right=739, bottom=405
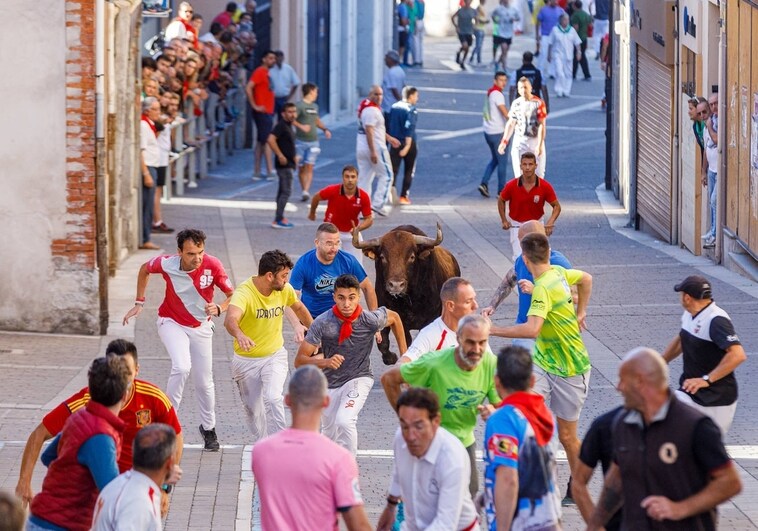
left=587, top=347, right=741, bottom=530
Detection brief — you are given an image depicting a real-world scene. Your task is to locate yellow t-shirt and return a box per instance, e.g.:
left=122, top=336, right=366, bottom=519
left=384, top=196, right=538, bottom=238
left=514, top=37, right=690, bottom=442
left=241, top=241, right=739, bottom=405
left=229, top=277, right=297, bottom=358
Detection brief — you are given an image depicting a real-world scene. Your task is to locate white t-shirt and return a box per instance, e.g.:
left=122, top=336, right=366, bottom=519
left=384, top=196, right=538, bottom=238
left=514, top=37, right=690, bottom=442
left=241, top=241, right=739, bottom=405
left=492, top=5, right=521, bottom=39
left=705, top=114, right=719, bottom=173
left=164, top=19, right=189, bottom=42
left=483, top=89, right=508, bottom=135
left=157, top=125, right=172, bottom=167
left=140, top=120, right=161, bottom=168
left=91, top=470, right=163, bottom=531
left=404, top=317, right=459, bottom=362
left=357, top=106, right=387, bottom=153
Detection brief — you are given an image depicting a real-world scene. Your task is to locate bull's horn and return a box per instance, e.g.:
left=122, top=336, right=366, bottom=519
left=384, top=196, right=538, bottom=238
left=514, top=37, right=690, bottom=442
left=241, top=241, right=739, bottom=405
left=353, top=230, right=382, bottom=250
left=412, top=222, right=443, bottom=247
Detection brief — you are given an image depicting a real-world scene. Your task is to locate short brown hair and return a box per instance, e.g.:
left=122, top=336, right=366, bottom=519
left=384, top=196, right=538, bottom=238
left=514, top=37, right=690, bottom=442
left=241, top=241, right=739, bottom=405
left=520, top=151, right=537, bottom=162
left=520, top=233, right=550, bottom=265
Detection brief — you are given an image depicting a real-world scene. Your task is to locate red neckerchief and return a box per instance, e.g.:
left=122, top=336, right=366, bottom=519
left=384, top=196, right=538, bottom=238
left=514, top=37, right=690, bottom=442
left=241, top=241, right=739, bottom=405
left=357, top=98, right=380, bottom=119
left=332, top=305, right=363, bottom=344
left=141, top=114, right=158, bottom=137
left=499, top=391, right=554, bottom=446
left=179, top=17, right=199, bottom=48
left=487, top=84, right=503, bottom=97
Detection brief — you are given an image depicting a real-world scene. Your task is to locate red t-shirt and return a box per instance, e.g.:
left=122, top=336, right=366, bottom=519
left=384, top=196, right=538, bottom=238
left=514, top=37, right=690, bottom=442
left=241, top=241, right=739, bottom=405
left=146, top=254, right=234, bottom=328
left=212, top=11, right=233, bottom=28
left=42, top=379, right=182, bottom=473
left=320, top=184, right=373, bottom=233
left=250, top=66, right=275, bottom=114
left=499, top=177, right=558, bottom=222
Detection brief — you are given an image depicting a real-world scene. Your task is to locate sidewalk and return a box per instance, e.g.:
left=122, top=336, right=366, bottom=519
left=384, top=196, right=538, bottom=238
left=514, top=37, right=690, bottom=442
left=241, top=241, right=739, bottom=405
left=1, top=32, right=757, bottom=530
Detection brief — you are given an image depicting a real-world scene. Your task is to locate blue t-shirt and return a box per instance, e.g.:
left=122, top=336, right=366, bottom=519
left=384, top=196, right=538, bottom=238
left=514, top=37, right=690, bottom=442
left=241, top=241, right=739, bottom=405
left=290, top=249, right=368, bottom=318
left=537, top=5, right=565, bottom=36
left=484, top=405, right=561, bottom=531
left=514, top=250, right=571, bottom=324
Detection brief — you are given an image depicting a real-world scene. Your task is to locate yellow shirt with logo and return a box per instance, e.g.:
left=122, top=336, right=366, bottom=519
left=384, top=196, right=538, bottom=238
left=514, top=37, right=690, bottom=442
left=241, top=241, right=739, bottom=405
left=229, top=277, right=297, bottom=358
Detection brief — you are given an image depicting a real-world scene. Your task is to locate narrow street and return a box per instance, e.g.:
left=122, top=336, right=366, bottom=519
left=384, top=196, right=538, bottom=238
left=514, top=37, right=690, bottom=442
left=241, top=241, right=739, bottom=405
left=1, top=34, right=757, bottom=529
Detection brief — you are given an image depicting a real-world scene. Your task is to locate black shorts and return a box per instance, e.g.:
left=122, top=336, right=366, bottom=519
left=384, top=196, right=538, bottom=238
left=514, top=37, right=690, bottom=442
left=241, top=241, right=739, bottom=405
left=458, top=33, right=473, bottom=46
left=253, top=111, right=274, bottom=144
left=155, top=166, right=167, bottom=187
left=493, top=36, right=513, bottom=46
left=399, top=31, right=409, bottom=48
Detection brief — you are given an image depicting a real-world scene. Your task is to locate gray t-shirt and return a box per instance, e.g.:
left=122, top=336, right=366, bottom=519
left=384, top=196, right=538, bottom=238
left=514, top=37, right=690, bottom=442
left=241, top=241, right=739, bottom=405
left=305, top=307, right=388, bottom=388
left=456, top=7, right=477, bottom=35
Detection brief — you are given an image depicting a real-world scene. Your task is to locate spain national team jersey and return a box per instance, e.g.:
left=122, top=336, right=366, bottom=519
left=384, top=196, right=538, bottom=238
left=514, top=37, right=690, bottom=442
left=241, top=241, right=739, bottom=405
left=42, top=379, right=182, bottom=473
left=528, top=266, right=590, bottom=377
left=146, top=254, right=234, bottom=328
left=319, top=184, right=372, bottom=233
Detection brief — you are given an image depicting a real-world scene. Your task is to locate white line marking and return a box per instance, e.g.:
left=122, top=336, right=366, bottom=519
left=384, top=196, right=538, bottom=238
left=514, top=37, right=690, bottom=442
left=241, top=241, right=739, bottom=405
left=165, top=196, right=300, bottom=212
left=237, top=444, right=255, bottom=531
left=0, top=364, right=80, bottom=370
left=548, top=125, right=605, bottom=131
left=415, top=86, right=488, bottom=94
left=419, top=108, right=482, bottom=116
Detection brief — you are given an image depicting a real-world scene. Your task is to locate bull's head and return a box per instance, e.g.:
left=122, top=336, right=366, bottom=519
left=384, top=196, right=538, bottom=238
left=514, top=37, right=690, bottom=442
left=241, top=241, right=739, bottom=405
left=353, top=223, right=444, bottom=296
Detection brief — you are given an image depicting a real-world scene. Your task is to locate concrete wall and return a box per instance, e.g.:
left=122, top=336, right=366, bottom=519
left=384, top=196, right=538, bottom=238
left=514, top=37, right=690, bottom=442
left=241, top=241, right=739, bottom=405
left=0, top=0, right=100, bottom=333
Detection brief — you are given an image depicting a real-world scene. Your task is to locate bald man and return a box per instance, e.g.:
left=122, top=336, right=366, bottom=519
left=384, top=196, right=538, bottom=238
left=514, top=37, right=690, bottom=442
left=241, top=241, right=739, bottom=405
left=482, top=220, right=571, bottom=354
left=588, top=347, right=741, bottom=530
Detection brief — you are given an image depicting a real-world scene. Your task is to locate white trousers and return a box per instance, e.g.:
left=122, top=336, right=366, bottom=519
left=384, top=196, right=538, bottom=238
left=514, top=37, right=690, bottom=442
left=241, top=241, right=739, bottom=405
left=511, top=137, right=546, bottom=178
left=340, top=231, right=364, bottom=264
left=553, top=57, right=574, bottom=96
left=357, top=146, right=394, bottom=211
left=675, top=390, right=737, bottom=437
left=593, top=18, right=610, bottom=54
left=157, top=317, right=216, bottom=430
left=232, top=348, right=289, bottom=442
left=322, top=376, right=374, bottom=455
left=414, top=20, right=425, bottom=63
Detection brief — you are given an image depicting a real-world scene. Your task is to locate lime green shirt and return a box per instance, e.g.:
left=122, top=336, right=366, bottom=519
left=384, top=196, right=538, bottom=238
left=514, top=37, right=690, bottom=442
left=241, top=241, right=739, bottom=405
left=400, top=347, right=500, bottom=447
left=528, top=266, right=590, bottom=377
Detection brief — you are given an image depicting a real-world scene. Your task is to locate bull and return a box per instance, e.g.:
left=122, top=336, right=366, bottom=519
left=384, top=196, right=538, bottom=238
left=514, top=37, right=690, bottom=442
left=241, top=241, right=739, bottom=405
left=353, top=223, right=461, bottom=365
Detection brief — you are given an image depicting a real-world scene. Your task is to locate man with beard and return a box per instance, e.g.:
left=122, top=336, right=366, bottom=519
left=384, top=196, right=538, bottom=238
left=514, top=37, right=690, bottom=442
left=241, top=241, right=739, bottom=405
left=381, top=314, right=500, bottom=498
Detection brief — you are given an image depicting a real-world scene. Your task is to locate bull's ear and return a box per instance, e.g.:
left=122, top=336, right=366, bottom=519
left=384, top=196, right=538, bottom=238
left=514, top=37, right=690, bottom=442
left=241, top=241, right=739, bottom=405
left=363, top=249, right=377, bottom=260
left=418, top=249, right=433, bottom=260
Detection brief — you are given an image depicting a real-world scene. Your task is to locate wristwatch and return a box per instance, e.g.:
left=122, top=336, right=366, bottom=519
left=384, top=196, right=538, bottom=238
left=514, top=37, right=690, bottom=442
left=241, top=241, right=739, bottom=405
left=702, top=374, right=711, bottom=383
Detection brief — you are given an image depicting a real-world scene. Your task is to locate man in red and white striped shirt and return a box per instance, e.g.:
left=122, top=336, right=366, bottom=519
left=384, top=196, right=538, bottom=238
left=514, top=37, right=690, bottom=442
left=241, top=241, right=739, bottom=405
left=123, top=229, right=234, bottom=451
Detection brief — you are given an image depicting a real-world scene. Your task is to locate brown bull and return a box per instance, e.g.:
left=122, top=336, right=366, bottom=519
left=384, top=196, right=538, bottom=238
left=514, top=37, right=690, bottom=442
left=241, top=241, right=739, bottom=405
left=353, top=223, right=461, bottom=364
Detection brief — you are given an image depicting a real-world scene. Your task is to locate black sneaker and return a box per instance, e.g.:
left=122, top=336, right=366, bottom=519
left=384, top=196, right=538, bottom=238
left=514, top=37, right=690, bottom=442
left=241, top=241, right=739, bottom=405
left=561, top=478, right=575, bottom=506
left=199, top=425, right=220, bottom=451
left=478, top=184, right=490, bottom=198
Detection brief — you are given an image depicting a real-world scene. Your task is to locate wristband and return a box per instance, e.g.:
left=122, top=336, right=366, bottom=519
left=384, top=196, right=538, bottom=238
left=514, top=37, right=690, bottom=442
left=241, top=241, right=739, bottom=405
left=136, top=297, right=146, bottom=302
left=386, top=496, right=400, bottom=506
left=216, top=304, right=222, bottom=316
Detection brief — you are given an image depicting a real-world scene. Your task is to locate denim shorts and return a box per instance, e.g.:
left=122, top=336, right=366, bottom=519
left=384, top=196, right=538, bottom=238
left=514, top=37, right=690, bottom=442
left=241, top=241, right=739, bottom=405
left=296, top=140, right=321, bottom=165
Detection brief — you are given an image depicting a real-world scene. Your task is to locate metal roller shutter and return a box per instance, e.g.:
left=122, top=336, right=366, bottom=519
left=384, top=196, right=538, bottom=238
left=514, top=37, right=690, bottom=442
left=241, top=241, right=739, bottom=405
left=636, top=46, right=674, bottom=242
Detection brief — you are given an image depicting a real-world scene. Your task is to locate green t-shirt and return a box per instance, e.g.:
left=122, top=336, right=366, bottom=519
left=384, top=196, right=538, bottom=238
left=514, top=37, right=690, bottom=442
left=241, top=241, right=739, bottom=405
left=570, top=9, right=592, bottom=41
left=295, top=100, right=319, bottom=142
left=400, top=347, right=500, bottom=447
left=528, top=266, right=590, bottom=377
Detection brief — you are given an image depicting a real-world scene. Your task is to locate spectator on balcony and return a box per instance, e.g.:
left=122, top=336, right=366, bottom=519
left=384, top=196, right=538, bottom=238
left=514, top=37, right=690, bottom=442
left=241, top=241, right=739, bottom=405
left=165, top=2, right=198, bottom=49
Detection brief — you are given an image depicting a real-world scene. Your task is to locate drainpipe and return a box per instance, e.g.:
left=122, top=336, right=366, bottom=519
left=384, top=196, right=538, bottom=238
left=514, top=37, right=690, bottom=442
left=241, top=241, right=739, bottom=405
left=715, top=0, right=726, bottom=263
left=671, top=1, right=681, bottom=245
left=95, top=0, right=109, bottom=334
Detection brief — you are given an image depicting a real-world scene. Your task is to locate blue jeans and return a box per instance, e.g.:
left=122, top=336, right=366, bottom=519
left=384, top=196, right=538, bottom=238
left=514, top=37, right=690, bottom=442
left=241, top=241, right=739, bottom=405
left=706, top=170, right=717, bottom=239
left=471, top=29, right=485, bottom=63
left=142, top=167, right=157, bottom=245
left=481, top=132, right=510, bottom=193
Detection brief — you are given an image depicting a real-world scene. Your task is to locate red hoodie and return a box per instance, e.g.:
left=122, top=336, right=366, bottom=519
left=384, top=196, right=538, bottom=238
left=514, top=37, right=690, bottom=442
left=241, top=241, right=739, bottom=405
left=500, top=391, right=554, bottom=446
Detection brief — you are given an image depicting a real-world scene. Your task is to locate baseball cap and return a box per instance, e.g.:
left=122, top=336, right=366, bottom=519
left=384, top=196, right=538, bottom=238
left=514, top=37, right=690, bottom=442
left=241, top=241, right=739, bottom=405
left=674, top=275, right=712, bottom=299
left=385, top=50, right=401, bottom=62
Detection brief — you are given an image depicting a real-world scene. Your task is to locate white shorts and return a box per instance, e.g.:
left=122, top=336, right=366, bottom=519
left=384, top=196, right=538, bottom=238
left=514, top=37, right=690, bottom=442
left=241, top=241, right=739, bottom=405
left=674, top=390, right=737, bottom=437
left=532, top=364, right=590, bottom=422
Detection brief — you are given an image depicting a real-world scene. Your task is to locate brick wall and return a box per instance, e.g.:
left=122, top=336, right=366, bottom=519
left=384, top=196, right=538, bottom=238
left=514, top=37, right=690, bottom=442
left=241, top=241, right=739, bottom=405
left=52, top=0, right=98, bottom=269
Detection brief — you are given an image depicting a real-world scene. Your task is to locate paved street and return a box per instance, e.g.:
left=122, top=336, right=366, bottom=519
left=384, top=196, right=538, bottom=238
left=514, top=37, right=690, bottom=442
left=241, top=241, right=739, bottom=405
left=1, top=34, right=757, bottom=529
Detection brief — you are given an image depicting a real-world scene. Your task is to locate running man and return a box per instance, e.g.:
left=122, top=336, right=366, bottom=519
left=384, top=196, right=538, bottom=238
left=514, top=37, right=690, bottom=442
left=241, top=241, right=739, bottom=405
left=490, top=232, right=593, bottom=505
left=294, top=274, right=406, bottom=454
left=451, top=0, right=477, bottom=70
left=224, top=250, right=313, bottom=441
left=499, top=77, right=548, bottom=178
left=122, top=228, right=233, bottom=451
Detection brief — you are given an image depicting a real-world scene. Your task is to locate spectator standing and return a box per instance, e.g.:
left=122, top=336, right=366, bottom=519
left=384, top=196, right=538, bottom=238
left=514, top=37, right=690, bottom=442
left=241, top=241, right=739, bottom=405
left=491, top=0, right=521, bottom=71
left=307, top=171, right=374, bottom=263
left=252, top=366, right=372, bottom=531
left=152, top=101, right=174, bottom=235
left=122, top=230, right=234, bottom=451
left=381, top=51, right=406, bottom=120
left=245, top=50, right=276, bottom=179
left=165, top=2, right=198, bottom=48
left=484, top=346, right=562, bottom=530
left=470, top=0, right=490, bottom=66
left=28, top=356, right=130, bottom=531
left=403, top=0, right=418, bottom=66
left=388, top=86, right=419, bottom=205
left=499, top=77, right=548, bottom=177
left=397, top=1, right=411, bottom=64
left=688, top=96, right=706, bottom=154
left=295, top=82, right=331, bottom=202
left=294, top=274, right=406, bottom=454
left=570, top=1, right=592, bottom=80
left=535, top=0, right=565, bottom=76
left=497, top=153, right=561, bottom=259
left=212, top=2, right=237, bottom=28
left=224, top=250, right=313, bottom=441
left=547, top=14, right=582, bottom=97
left=479, top=71, right=510, bottom=199
left=270, top=51, right=301, bottom=118
left=139, top=97, right=161, bottom=250
left=591, top=0, right=609, bottom=55
left=376, top=388, right=480, bottom=531
left=662, top=275, right=746, bottom=435
left=381, top=314, right=500, bottom=498
left=588, top=348, right=742, bottom=530
left=290, top=223, right=378, bottom=318
left=356, top=86, right=401, bottom=217
left=701, top=94, right=719, bottom=248
left=91, top=424, right=178, bottom=531
left=414, top=0, right=426, bottom=66
left=452, top=0, right=477, bottom=70
left=267, top=102, right=298, bottom=229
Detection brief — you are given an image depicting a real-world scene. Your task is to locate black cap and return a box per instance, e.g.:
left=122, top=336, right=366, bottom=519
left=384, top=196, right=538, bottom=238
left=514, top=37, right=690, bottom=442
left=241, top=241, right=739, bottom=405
left=674, top=275, right=712, bottom=299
